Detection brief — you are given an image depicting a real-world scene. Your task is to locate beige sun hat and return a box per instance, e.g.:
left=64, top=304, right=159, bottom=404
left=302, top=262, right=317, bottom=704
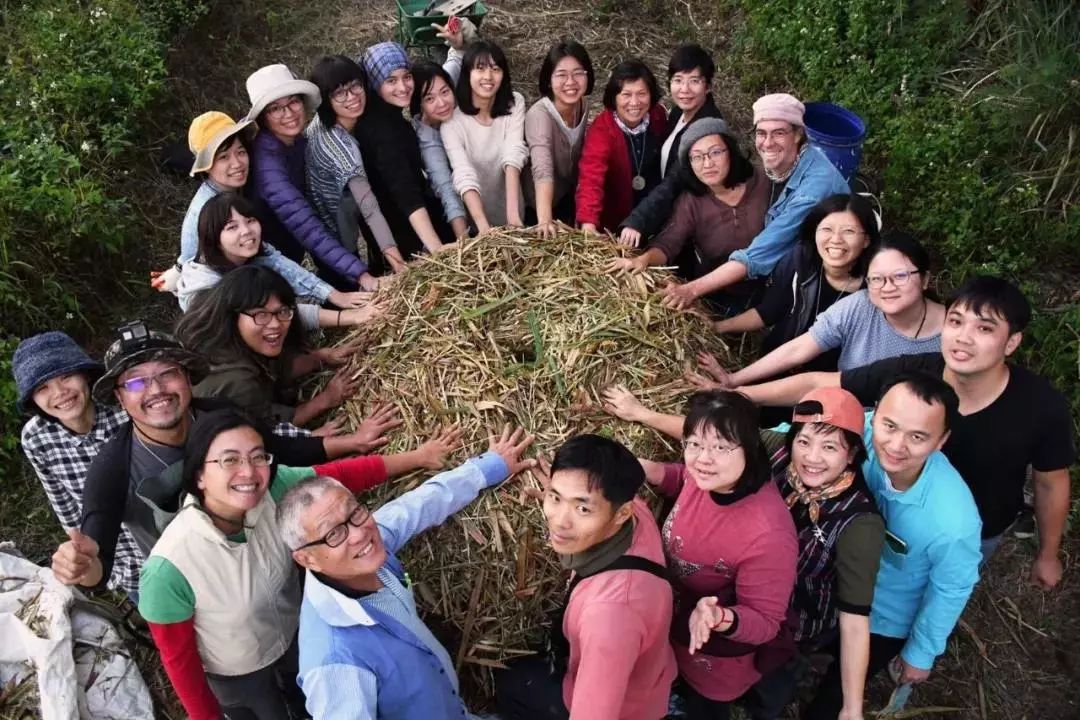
left=244, top=64, right=322, bottom=122
left=187, top=111, right=256, bottom=177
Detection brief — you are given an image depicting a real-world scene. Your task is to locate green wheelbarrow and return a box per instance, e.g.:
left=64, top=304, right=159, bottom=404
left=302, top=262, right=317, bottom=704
left=396, top=0, right=489, bottom=50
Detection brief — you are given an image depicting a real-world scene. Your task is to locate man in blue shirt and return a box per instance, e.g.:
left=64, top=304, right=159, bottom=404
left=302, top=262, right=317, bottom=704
left=275, top=425, right=535, bottom=720
left=807, top=372, right=981, bottom=718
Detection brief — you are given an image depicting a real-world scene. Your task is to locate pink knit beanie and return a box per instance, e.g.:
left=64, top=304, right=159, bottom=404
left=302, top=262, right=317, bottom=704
left=752, top=93, right=805, bottom=127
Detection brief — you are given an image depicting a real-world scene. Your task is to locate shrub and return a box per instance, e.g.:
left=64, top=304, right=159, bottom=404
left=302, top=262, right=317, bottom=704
left=0, top=0, right=207, bottom=465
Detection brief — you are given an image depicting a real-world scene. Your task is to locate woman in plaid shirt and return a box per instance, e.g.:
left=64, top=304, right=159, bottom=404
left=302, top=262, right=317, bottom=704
left=13, top=331, right=143, bottom=594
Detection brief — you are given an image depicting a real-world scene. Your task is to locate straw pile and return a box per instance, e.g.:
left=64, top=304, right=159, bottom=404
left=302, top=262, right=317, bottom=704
left=339, top=227, right=729, bottom=699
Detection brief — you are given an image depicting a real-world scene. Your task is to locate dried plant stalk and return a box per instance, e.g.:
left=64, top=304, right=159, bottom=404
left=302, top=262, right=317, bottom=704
left=339, top=227, right=730, bottom=699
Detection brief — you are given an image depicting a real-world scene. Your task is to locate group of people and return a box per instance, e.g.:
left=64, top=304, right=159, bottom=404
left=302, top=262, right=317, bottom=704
left=10, top=21, right=1075, bottom=720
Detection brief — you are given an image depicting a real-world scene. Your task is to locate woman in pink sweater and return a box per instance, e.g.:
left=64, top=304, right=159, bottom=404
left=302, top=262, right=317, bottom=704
left=639, top=390, right=798, bottom=719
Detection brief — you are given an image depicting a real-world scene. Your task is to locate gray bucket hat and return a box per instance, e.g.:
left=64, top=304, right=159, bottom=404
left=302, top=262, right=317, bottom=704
left=92, top=321, right=209, bottom=405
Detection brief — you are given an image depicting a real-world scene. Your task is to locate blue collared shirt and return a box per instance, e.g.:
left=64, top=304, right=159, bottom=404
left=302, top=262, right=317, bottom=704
left=298, top=452, right=509, bottom=720
left=861, top=413, right=982, bottom=669
left=729, top=145, right=850, bottom=278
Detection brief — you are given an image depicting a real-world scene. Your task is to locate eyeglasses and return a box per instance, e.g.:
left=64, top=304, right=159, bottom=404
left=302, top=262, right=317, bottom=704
left=816, top=226, right=864, bottom=242
left=671, top=76, right=706, bottom=89
left=294, top=504, right=371, bottom=551
left=867, top=269, right=920, bottom=289
left=117, top=367, right=185, bottom=393
left=552, top=69, right=589, bottom=85
left=265, top=96, right=303, bottom=119
left=205, top=451, right=274, bottom=470
left=683, top=439, right=741, bottom=458
left=754, top=128, right=792, bottom=143
left=331, top=82, right=365, bottom=104
left=689, top=147, right=728, bottom=167
left=240, top=306, right=295, bottom=326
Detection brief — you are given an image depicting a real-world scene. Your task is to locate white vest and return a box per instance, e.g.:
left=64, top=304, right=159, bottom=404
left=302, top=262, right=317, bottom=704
left=150, top=492, right=300, bottom=675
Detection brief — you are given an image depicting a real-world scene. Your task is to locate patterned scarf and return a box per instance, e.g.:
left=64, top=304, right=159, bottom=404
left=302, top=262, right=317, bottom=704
left=764, top=142, right=808, bottom=183
left=784, top=464, right=855, bottom=524
left=613, top=111, right=651, bottom=137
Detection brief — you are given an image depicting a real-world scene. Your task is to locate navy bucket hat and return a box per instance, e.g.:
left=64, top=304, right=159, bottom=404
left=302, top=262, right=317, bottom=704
left=12, top=332, right=103, bottom=413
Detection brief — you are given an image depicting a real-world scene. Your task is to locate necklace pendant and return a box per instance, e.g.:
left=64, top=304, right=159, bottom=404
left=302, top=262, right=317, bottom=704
left=632, top=175, right=646, bottom=191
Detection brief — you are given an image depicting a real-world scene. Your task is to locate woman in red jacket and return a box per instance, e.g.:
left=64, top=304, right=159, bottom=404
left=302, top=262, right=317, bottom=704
left=576, top=59, right=667, bottom=234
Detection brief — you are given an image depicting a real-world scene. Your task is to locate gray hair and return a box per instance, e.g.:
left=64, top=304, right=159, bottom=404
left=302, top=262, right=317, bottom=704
left=276, top=475, right=350, bottom=551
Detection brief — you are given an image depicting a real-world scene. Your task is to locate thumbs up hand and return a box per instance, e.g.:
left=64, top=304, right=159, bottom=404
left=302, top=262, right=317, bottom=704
left=51, top=528, right=102, bottom=586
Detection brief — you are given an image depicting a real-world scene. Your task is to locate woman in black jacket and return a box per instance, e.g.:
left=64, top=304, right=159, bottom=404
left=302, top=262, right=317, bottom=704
left=713, top=194, right=879, bottom=371
left=618, top=44, right=725, bottom=247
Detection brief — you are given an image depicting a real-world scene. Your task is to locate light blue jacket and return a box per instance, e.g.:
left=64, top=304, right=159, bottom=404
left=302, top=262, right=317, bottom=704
left=410, top=47, right=466, bottom=225
left=297, top=452, right=509, bottom=720
left=730, top=145, right=849, bottom=278
left=176, top=181, right=333, bottom=304
left=861, top=413, right=982, bottom=670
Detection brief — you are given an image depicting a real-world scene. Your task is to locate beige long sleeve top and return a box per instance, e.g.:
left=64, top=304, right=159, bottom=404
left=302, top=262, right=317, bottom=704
left=525, top=97, right=590, bottom=208
left=440, top=91, right=528, bottom=227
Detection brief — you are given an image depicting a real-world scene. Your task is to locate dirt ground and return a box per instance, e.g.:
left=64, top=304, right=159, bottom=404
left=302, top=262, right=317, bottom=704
left=7, top=0, right=1076, bottom=717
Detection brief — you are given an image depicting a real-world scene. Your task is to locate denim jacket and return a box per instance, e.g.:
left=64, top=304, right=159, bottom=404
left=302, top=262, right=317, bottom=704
left=412, top=118, right=466, bottom=224
left=730, top=145, right=849, bottom=278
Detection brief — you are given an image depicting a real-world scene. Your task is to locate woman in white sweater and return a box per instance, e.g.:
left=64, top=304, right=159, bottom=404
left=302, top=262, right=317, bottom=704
left=440, top=40, right=528, bottom=233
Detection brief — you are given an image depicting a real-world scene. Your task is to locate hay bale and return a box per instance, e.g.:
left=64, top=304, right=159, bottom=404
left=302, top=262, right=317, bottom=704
left=340, top=227, right=729, bottom=698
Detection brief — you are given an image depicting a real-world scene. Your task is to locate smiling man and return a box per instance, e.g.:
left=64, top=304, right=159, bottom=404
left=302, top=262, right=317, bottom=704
left=735, top=276, right=1076, bottom=586
left=496, top=434, right=676, bottom=720
left=806, top=372, right=981, bottom=717
left=277, top=425, right=534, bottom=720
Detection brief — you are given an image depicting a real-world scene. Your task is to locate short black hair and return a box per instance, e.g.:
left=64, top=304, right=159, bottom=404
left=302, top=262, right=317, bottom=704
left=602, top=59, right=661, bottom=112
left=456, top=40, right=516, bottom=118
left=550, top=434, right=643, bottom=507
left=181, top=407, right=276, bottom=504
left=870, top=230, right=931, bottom=276
left=667, top=43, right=715, bottom=84
left=197, top=193, right=265, bottom=272
left=947, top=275, right=1031, bottom=334
left=878, top=371, right=959, bottom=432
left=798, top=194, right=880, bottom=277
left=681, top=131, right=755, bottom=194
left=682, top=391, right=771, bottom=495
left=310, top=55, right=368, bottom=128
left=538, top=40, right=595, bottom=99
left=410, top=60, right=456, bottom=117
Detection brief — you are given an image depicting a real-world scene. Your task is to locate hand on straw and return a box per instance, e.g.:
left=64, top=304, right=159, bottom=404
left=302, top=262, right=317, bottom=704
left=487, top=424, right=537, bottom=478
left=604, top=256, right=645, bottom=275
left=346, top=403, right=403, bottom=453
left=617, top=227, right=642, bottom=248
left=524, top=454, right=553, bottom=501
left=580, top=223, right=599, bottom=236
left=358, top=273, right=380, bottom=292
left=414, top=423, right=465, bottom=470
left=684, top=368, right=724, bottom=392
left=659, top=281, right=698, bottom=310
left=320, top=367, right=361, bottom=408
left=601, top=385, right=647, bottom=424
left=534, top=220, right=559, bottom=241
left=312, top=415, right=347, bottom=437
left=339, top=297, right=389, bottom=327
left=696, top=352, right=731, bottom=384
left=317, top=340, right=365, bottom=367
left=688, top=596, right=724, bottom=655
left=333, top=290, right=376, bottom=308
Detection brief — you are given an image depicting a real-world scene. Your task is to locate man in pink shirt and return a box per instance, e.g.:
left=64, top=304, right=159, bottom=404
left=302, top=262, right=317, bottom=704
left=496, top=434, right=677, bottom=720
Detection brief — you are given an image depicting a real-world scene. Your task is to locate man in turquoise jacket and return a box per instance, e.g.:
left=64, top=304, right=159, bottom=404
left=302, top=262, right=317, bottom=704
left=807, top=371, right=981, bottom=717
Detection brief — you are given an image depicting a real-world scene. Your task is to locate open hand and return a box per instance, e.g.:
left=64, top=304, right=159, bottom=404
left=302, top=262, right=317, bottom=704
left=688, top=596, right=724, bottom=655
left=524, top=454, right=553, bottom=501
left=617, top=227, right=642, bottom=248
left=347, top=403, right=403, bottom=453
left=601, top=385, right=647, bottom=423
left=696, top=352, right=731, bottom=384
left=312, top=416, right=346, bottom=437
left=320, top=367, right=360, bottom=408
left=534, top=220, right=559, bottom=241
left=659, top=281, right=698, bottom=310
left=318, top=341, right=364, bottom=367
left=487, top=424, right=537, bottom=477
left=684, top=368, right=724, bottom=392
left=414, top=424, right=465, bottom=470
left=604, top=257, right=643, bottom=275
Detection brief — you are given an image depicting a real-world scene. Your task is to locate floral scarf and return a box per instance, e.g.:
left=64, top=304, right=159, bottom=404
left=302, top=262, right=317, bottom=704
left=783, top=463, right=855, bottom=524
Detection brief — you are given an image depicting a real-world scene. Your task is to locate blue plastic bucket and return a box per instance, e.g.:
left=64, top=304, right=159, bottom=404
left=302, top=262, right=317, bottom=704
left=803, top=102, right=866, bottom=181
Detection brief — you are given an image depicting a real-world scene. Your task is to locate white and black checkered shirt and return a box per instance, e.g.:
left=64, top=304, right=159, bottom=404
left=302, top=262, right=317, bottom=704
left=20, top=405, right=143, bottom=594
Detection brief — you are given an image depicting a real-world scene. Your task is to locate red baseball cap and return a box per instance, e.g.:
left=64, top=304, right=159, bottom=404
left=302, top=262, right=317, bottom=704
left=792, top=387, right=865, bottom=436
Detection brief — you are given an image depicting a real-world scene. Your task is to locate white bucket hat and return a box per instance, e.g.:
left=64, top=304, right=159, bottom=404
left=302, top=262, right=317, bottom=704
left=245, top=64, right=321, bottom=122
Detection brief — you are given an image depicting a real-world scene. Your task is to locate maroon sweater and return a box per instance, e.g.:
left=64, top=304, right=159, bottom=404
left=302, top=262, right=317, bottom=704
left=658, top=463, right=797, bottom=701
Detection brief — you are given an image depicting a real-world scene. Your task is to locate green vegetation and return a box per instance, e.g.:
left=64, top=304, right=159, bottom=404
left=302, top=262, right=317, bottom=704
left=0, top=0, right=207, bottom=463
left=730, top=0, right=1079, bottom=429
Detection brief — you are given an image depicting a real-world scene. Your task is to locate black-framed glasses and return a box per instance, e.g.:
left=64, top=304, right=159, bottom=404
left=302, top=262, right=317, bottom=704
left=117, top=366, right=186, bottom=393
left=331, top=81, right=365, bottom=104
left=689, top=147, right=728, bottom=167
left=294, top=504, right=371, bottom=551
left=240, top=306, right=295, bottom=326
left=266, top=96, right=303, bottom=119
left=204, top=451, right=273, bottom=470
left=867, top=269, right=920, bottom=289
